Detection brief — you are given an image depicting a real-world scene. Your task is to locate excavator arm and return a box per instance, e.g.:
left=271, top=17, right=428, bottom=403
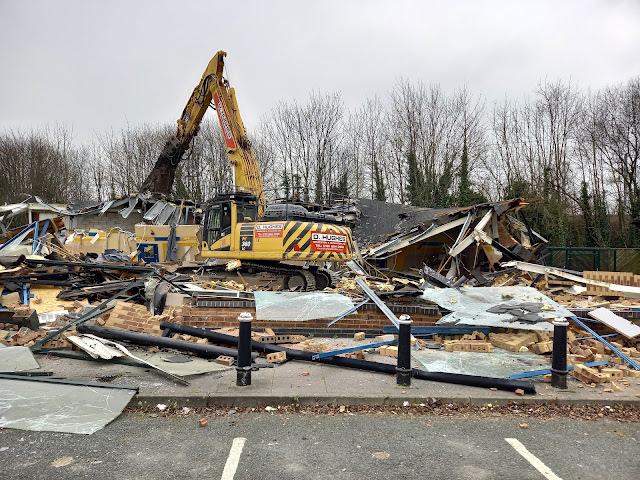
left=141, top=51, right=265, bottom=215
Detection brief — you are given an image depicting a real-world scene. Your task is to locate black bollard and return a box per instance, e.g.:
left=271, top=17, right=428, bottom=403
left=551, top=318, right=569, bottom=389
left=236, top=312, right=253, bottom=386
left=396, top=314, right=412, bottom=386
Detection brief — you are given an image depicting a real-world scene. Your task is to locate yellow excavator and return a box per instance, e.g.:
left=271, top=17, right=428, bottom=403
left=141, top=51, right=353, bottom=289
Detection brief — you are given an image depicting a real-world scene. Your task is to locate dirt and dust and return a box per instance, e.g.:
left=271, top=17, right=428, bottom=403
left=127, top=401, right=640, bottom=423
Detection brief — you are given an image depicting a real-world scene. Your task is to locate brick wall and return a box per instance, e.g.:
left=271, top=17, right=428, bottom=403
left=180, top=305, right=440, bottom=333
left=101, top=300, right=640, bottom=339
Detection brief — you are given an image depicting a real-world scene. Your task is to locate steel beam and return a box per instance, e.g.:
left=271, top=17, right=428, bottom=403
left=356, top=277, right=399, bottom=328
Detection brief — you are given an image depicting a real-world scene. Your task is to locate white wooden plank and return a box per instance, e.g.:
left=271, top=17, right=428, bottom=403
left=587, top=307, right=640, bottom=339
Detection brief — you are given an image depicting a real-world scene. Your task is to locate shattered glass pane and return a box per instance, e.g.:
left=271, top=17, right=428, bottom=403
left=421, top=286, right=573, bottom=331
left=254, top=292, right=354, bottom=321
left=412, top=347, right=551, bottom=377
left=0, top=346, right=40, bottom=372
left=0, top=379, right=135, bottom=434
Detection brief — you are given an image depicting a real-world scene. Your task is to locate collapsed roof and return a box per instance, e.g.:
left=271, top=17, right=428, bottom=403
left=354, top=197, right=546, bottom=279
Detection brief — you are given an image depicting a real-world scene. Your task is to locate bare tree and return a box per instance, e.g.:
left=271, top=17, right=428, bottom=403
left=0, top=124, right=89, bottom=204
left=98, top=122, right=173, bottom=197
left=595, top=77, right=640, bottom=246
left=259, top=92, right=344, bottom=202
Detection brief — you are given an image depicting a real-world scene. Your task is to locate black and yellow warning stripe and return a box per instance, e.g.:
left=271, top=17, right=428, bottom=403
left=282, top=221, right=353, bottom=260
left=290, top=250, right=351, bottom=261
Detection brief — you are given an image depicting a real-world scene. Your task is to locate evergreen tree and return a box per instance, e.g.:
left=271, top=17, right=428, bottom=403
left=406, top=149, right=426, bottom=206
left=593, top=191, right=610, bottom=247
left=291, top=173, right=304, bottom=201
left=434, top=160, right=454, bottom=207
left=579, top=181, right=596, bottom=246
left=331, top=171, right=349, bottom=197
left=173, top=168, right=190, bottom=200
left=281, top=171, right=290, bottom=199
left=373, top=161, right=386, bottom=202
left=630, top=194, right=640, bottom=248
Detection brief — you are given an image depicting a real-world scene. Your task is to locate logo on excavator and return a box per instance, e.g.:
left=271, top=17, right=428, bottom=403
left=255, top=223, right=284, bottom=238
left=310, top=231, right=348, bottom=253
left=214, top=92, right=237, bottom=150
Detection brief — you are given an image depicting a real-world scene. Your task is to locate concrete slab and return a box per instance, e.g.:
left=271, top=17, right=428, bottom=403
left=140, top=351, right=231, bottom=376
left=0, top=346, right=40, bottom=372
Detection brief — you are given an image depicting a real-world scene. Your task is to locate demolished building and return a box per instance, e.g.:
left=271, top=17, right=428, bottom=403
left=1, top=194, right=640, bottom=435
left=354, top=197, right=547, bottom=282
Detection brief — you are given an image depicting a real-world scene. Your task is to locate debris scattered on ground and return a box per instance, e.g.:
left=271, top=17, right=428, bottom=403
left=126, top=402, right=640, bottom=423
left=1, top=194, right=640, bottom=435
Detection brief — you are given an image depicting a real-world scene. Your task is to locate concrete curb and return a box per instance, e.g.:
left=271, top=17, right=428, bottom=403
left=131, top=393, right=640, bottom=408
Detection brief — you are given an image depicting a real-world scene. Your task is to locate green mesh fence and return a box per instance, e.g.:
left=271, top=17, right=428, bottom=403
left=547, top=247, right=640, bottom=274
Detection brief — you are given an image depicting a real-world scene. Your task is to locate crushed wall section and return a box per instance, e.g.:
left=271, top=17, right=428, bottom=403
left=102, top=301, right=182, bottom=335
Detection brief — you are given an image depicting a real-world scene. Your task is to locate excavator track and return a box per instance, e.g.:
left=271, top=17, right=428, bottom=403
left=310, top=267, right=339, bottom=290
left=243, top=261, right=316, bottom=291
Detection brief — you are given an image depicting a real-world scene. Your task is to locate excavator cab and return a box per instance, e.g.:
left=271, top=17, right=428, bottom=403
left=202, top=192, right=258, bottom=248
left=204, top=201, right=231, bottom=245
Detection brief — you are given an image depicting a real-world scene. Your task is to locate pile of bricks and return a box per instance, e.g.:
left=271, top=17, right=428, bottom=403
left=462, top=331, right=488, bottom=341
left=213, top=327, right=306, bottom=345
left=3, top=328, right=75, bottom=348
left=444, top=340, right=494, bottom=352
left=563, top=333, right=640, bottom=365
left=5, top=330, right=46, bottom=347
left=572, top=364, right=611, bottom=383
left=379, top=345, right=399, bottom=358
left=572, top=363, right=639, bottom=392
left=100, top=301, right=181, bottom=336
left=489, top=331, right=539, bottom=351
left=443, top=330, right=494, bottom=353
left=530, top=341, right=553, bottom=354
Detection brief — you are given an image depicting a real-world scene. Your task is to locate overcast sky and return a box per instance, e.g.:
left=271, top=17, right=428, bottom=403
left=1, top=0, right=638, bottom=143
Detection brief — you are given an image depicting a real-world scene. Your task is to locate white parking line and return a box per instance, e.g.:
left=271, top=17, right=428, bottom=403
left=505, top=438, right=562, bottom=480
left=221, top=437, right=246, bottom=480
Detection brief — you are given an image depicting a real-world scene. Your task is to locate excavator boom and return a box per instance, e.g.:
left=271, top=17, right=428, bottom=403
left=141, top=51, right=265, bottom=213
left=139, top=51, right=353, bottom=290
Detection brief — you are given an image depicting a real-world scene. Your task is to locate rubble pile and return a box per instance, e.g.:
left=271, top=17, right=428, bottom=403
left=1, top=195, right=640, bottom=435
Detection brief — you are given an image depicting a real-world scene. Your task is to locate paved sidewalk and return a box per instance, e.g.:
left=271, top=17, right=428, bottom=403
left=32, top=344, right=640, bottom=408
